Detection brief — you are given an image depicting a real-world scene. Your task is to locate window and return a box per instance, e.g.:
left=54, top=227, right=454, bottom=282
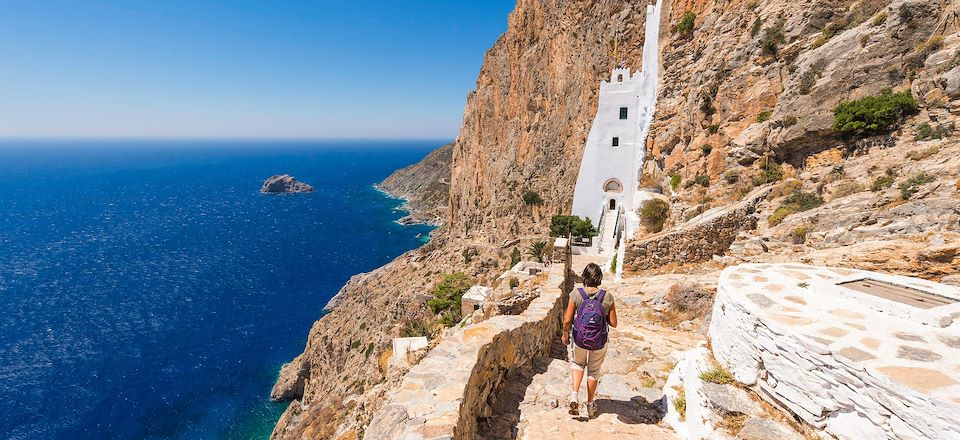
left=619, top=107, right=628, bottom=119
left=612, top=137, right=619, bottom=147
left=617, top=74, right=623, bottom=82
left=604, top=179, right=623, bottom=193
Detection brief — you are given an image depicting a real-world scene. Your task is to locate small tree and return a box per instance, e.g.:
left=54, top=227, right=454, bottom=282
left=427, top=273, right=473, bottom=327
left=522, top=190, right=544, bottom=205
left=640, top=199, right=671, bottom=233
left=549, top=215, right=598, bottom=238
left=674, top=11, right=696, bottom=35
left=833, top=89, right=918, bottom=134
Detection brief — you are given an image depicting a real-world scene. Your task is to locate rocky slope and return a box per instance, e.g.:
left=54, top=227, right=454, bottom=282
left=378, top=143, right=453, bottom=226
left=270, top=0, right=960, bottom=438
left=261, top=174, right=315, bottom=193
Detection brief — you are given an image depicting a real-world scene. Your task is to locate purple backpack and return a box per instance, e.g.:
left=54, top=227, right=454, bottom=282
left=572, top=288, right=608, bottom=350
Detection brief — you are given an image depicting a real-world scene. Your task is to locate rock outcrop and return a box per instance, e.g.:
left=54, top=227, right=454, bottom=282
left=261, top=174, right=315, bottom=194
left=378, top=143, right=453, bottom=226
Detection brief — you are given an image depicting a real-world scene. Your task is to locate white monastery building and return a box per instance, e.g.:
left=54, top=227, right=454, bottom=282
left=571, top=0, right=662, bottom=264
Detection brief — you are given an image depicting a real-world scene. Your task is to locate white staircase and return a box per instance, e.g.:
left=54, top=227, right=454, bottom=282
left=597, top=208, right=619, bottom=256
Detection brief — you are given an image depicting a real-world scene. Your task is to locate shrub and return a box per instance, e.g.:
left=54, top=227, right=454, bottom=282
left=399, top=318, right=433, bottom=339
left=707, top=124, right=720, bottom=134
left=427, top=272, right=472, bottom=326
left=872, top=11, right=888, bottom=27
left=610, top=253, right=618, bottom=272
left=527, top=241, right=546, bottom=263
left=798, top=59, right=827, bottom=95
left=462, top=248, right=477, bottom=265
left=670, top=173, right=682, bottom=191
left=833, top=89, right=918, bottom=134
left=675, top=11, right=696, bottom=35
left=510, top=247, right=521, bottom=267
left=701, top=144, right=713, bottom=155
left=871, top=168, right=898, bottom=191
left=832, top=180, right=864, bottom=199
left=899, top=4, right=915, bottom=28
left=753, top=157, right=784, bottom=186
left=756, top=110, right=772, bottom=123
left=790, top=226, right=810, bottom=244
left=899, top=172, right=935, bottom=200
left=509, top=277, right=520, bottom=289
left=364, top=342, right=375, bottom=358
left=770, top=178, right=803, bottom=198
left=694, top=174, right=710, bottom=187
left=750, top=17, right=762, bottom=37
left=905, top=146, right=940, bottom=161
left=700, top=94, right=716, bottom=117
left=768, top=192, right=824, bottom=226
left=666, top=284, right=714, bottom=321
left=522, top=190, right=543, bottom=205
left=641, top=199, right=671, bottom=232
left=699, top=366, right=734, bottom=385
left=549, top=215, right=598, bottom=238
left=760, top=22, right=785, bottom=56
left=723, top=170, right=739, bottom=184
left=683, top=204, right=710, bottom=222
left=774, top=115, right=798, bottom=128
left=914, top=122, right=955, bottom=141
left=673, top=394, right=687, bottom=420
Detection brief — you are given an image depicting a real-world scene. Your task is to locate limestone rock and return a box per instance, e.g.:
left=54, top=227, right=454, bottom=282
left=260, top=174, right=315, bottom=194
left=701, top=383, right=761, bottom=417
left=737, top=418, right=803, bottom=440
left=378, top=143, right=452, bottom=226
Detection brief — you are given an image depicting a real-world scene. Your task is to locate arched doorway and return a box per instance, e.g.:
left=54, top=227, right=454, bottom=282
left=603, top=179, right=623, bottom=193
left=609, top=199, right=617, bottom=210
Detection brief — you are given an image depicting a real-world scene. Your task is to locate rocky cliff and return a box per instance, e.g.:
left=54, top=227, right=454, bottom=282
left=271, top=0, right=960, bottom=438
left=378, top=143, right=453, bottom=226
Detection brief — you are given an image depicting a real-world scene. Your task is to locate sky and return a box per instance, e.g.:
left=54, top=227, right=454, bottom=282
left=0, top=0, right=516, bottom=139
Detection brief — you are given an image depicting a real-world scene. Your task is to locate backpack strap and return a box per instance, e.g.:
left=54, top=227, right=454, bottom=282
left=578, top=287, right=589, bottom=301
left=595, top=289, right=606, bottom=303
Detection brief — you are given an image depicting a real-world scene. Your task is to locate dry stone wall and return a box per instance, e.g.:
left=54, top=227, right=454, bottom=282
left=622, top=188, right=769, bottom=274
left=364, top=268, right=569, bottom=440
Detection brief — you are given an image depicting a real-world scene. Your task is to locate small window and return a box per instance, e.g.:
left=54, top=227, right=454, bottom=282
left=612, top=137, right=619, bottom=147
left=617, top=74, right=623, bottom=82
left=619, top=107, right=628, bottom=119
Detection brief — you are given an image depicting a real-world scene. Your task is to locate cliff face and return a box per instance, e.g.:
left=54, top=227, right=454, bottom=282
left=378, top=143, right=453, bottom=226
left=448, top=0, right=657, bottom=242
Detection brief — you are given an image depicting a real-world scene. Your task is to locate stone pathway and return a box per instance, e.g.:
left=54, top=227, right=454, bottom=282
left=478, top=267, right=701, bottom=440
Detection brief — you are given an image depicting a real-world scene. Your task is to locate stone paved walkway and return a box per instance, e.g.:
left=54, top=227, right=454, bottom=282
left=478, top=261, right=701, bottom=440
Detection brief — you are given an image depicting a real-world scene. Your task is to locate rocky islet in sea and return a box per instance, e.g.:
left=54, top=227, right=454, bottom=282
left=260, top=174, right=315, bottom=194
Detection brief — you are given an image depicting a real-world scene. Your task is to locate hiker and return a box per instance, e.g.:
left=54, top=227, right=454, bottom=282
left=561, top=262, right=617, bottom=418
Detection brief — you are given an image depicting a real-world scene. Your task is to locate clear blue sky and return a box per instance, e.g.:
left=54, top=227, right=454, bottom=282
left=0, top=1, right=516, bottom=139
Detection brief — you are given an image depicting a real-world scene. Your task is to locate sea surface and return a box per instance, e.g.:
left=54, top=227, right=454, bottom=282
left=0, top=139, right=439, bottom=440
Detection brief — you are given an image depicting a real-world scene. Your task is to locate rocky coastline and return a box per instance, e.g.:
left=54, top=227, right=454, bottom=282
left=376, top=143, right=452, bottom=227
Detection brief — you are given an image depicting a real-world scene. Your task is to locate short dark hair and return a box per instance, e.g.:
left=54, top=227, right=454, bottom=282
left=582, top=263, right=603, bottom=287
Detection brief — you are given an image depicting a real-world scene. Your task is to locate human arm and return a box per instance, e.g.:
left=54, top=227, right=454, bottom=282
left=561, top=298, right=576, bottom=345
left=608, top=303, right=618, bottom=328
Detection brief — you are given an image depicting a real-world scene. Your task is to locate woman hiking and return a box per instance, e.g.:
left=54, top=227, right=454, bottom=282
left=561, top=262, right=617, bottom=418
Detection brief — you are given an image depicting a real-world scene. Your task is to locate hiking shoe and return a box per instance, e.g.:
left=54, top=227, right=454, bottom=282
left=568, top=392, right=579, bottom=415
left=587, top=401, right=598, bottom=419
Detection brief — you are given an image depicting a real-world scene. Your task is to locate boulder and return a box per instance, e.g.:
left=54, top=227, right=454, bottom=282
left=701, top=382, right=761, bottom=417
left=737, top=417, right=803, bottom=440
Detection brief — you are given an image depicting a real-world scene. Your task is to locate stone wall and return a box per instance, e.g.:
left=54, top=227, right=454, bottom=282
left=364, top=267, right=569, bottom=440
left=622, top=187, right=769, bottom=274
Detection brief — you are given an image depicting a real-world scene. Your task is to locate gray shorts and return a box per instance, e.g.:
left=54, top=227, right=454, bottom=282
left=569, top=343, right=607, bottom=380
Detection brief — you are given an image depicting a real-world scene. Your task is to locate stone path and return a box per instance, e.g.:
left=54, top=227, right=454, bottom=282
left=478, top=261, right=701, bottom=440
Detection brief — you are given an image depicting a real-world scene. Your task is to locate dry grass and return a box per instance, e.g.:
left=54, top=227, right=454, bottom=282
left=716, top=414, right=750, bottom=434
left=769, top=178, right=803, bottom=198
left=905, top=146, right=940, bottom=161
left=672, top=385, right=687, bottom=421
left=661, top=284, right=715, bottom=326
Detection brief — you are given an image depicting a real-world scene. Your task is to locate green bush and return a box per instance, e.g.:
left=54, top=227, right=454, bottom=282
left=700, top=144, right=713, bottom=156
left=723, top=170, right=739, bottom=184
left=610, top=253, right=618, bottom=272
left=527, top=241, right=546, bottom=263
left=510, top=247, right=521, bottom=267
left=699, top=366, right=734, bottom=385
left=675, top=11, right=696, bottom=35
left=508, top=277, right=519, bottom=289
left=914, top=122, right=955, bottom=141
left=522, top=190, right=543, bottom=205
left=700, top=94, right=715, bottom=117
left=364, top=342, right=375, bottom=358
left=694, top=174, right=710, bottom=187
left=707, top=124, right=720, bottom=134
left=399, top=319, right=433, bottom=338
left=871, top=168, right=897, bottom=191
left=768, top=192, right=824, bottom=226
left=798, top=59, right=828, bottom=95
left=670, top=173, right=682, bottom=191
left=899, top=173, right=935, bottom=200
left=760, top=22, right=785, bottom=56
left=833, top=89, right=918, bottom=134
left=750, top=17, right=762, bottom=37
left=899, top=4, right=915, bottom=28
left=640, top=199, right=671, bottom=233
left=549, top=215, right=598, bottom=238
left=462, top=248, right=476, bottom=265
left=790, top=226, right=810, bottom=244
left=427, top=272, right=473, bottom=327
left=753, top=157, right=784, bottom=186
left=673, top=394, right=687, bottom=420
left=756, top=110, right=772, bottom=123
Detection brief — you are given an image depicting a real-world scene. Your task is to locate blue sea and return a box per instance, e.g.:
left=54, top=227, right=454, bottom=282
left=0, top=140, right=439, bottom=440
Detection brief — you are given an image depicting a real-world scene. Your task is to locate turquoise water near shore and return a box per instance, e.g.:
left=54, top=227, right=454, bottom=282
left=0, top=139, right=439, bottom=439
